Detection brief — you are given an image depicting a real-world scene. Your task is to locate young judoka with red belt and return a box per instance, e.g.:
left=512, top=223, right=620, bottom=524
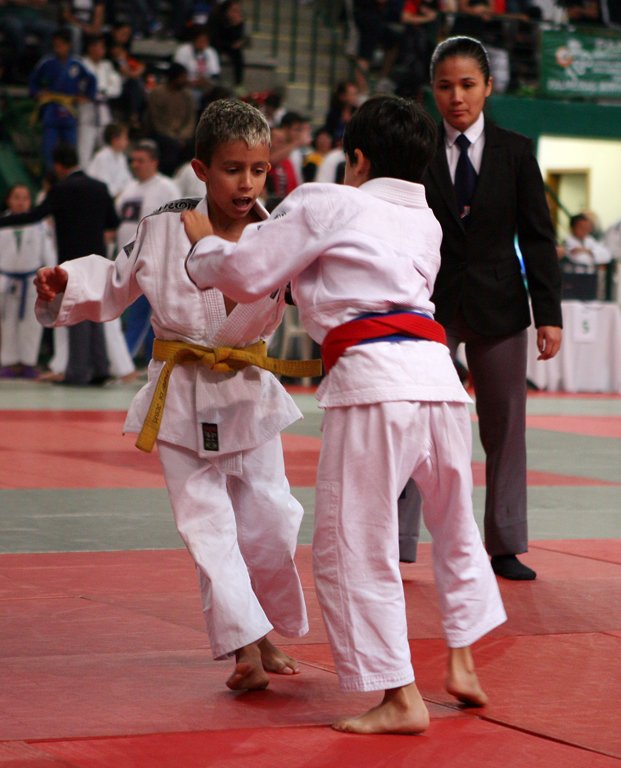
left=34, top=99, right=315, bottom=693
left=183, top=95, right=507, bottom=735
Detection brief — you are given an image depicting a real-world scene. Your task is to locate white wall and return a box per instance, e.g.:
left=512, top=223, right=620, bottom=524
left=537, top=136, right=621, bottom=235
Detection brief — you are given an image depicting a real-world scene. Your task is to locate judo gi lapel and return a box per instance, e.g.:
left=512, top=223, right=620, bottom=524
left=208, top=196, right=278, bottom=347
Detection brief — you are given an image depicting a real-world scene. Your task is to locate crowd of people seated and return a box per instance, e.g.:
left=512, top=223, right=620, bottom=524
left=0, top=0, right=618, bottom=380
left=344, top=0, right=618, bottom=98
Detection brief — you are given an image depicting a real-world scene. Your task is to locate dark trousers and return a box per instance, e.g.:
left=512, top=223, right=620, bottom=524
left=398, top=318, right=529, bottom=560
left=65, top=321, right=109, bottom=385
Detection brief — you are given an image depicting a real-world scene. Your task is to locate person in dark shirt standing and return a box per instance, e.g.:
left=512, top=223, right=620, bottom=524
left=0, top=143, right=119, bottom=384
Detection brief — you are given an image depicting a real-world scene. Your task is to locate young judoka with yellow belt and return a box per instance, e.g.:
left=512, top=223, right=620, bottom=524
left=182, top=95, right=507, bottom=735
left=34, top=99, right=319, bottom=693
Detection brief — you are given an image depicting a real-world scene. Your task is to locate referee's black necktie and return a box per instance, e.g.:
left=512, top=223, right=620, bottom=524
left=454, top=133, right=477, bottom=220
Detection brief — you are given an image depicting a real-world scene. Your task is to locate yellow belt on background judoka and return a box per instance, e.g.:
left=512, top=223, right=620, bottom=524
left=32, top=92, right=78, bottom=122
left=135, top=338, right=322, bottom=453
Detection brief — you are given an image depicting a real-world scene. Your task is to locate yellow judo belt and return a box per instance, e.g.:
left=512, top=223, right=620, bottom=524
left=135, top=338, right=322, bottom=453
left=32, top=92, right=79, bottom=122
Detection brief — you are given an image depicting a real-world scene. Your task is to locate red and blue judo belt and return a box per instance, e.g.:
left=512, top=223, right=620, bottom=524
left=321, top=310, right=447, bottom=374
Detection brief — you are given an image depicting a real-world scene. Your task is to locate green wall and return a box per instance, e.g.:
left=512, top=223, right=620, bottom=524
left=422, top=89, right=621, bottom=143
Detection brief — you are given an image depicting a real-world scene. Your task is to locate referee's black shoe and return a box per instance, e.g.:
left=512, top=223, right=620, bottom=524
left=491, top=554, right=537, bottom=581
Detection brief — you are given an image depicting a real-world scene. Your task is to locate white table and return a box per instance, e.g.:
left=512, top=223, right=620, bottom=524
left=527, top=301, right=621, bottom=393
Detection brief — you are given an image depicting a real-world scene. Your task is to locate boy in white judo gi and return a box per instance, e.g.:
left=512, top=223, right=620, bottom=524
left=34, top=99, right=312, bottom=692
left=182, top=95, right=507, bottom=734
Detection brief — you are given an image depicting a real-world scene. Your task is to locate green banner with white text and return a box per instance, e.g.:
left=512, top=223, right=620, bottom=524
left=540, top=28, right=621, bottom=99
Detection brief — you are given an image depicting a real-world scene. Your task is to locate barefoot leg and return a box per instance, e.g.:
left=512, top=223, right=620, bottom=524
left=332, top=682, right=430, bottom=735
left=445, top=646, right=488, bottom=707
left=226, top=642, right=270, bottom=691
left=257, top=636, right=301, bottom=675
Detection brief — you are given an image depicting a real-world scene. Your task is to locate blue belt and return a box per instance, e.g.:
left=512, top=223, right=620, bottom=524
left=1, top=269, right=38, bottom=320
left=355, top=310, right=432, bottom=346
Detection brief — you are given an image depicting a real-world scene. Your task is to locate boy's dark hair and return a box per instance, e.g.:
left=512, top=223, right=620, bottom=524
left=190, top=24, right=210, bottom=41
left=84, top=34, right=106, bottom=49
left=52, top=143, right=79, bottom=168
left=103, top=122, right=127, bottom=145
left=343, top=95, right=437, bottom=183
left=166, top=62, right=188, bottom=83
left=53, top=27, right=73, bottom=46
left=430, top=36, right=491, bottom=84
left=195, top=98, right=270, bottom=166
left=279, top=111, right=308, bottom=128
left=570, top=213, right=589, bottom=229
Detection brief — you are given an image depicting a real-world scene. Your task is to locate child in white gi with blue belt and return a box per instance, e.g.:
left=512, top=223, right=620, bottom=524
left=183, top=95, right=507, bottom=735
left=0, top=184, right=56, bottom=378
left=34, top=99, right=312, bottom=693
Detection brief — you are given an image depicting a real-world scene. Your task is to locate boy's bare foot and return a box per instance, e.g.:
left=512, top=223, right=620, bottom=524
left=38, top=371, right=64, bottom=382
left=258, top=636, right=300, bottom=675
left=446, top=646, right=488, bottom=707
left=332, top=682, right=430, bottom=735
left=226, top=643, right=269, bottom=691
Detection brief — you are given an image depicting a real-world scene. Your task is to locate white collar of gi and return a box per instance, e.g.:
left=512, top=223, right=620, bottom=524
left=444, top=112, right=485, bottom=149
left=359, top=177, right=428, bottom=208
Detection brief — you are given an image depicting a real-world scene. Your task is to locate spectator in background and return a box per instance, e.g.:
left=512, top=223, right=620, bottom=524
left=260, top=89, right=287, bottom=128
left=563, top=213, right=611, bottom=272
left=324, top=81, right=359, bottom=144
left=78, top=34, right=123, bottom=167
left=0, top=183, right=56, bottom=379
left=395, top=0, right=439, bottom=99
left=87, top=122, right=132, bottom=200
left=314, top=143, right=347, bottom=184
left=146, top=62, right=196, bottom=176
left=452, top=0, right=498, bottom=39
left=266, top=127, right=299, bottom=207
left=278, top=111, right=312, bottom=186
left=106, top=22, right=148, bottom=132
left=302, top=127, right=334, bottom=182
left=561, top=0, right=603, bottom=25
left=207, top=0, right=247, bottom=87
left=29, top=27, right=97, bottom=170
left=173, top=25, right=220, bottom=111
left=0, top=1, right=57, bottom=76
left=529, top=0, right=568, bottom=22
left=116, top=139, right=179, bottom=361
left=59, top=0, right=105, bottom=52
left=352, top=0, right=404, bottom=94
left=127, top=0, right=163, bottom=39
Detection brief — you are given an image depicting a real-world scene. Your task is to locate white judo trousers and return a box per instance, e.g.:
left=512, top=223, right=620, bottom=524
left=158, top=435, right=309, bottom=660
left=0, top=278, right=43, bottom=366
left=313, top=400, right=507, bottom=693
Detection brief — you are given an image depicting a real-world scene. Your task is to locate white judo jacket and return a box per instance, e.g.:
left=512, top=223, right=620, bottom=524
left=36, top=197, right=302, bottom=455
left=187, top=179, right=471, bottom=408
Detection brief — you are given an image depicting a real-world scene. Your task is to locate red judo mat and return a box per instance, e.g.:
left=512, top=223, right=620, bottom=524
left=1, top=545, right=621, bottom=766
left=1, top=402, right=621, bottom=766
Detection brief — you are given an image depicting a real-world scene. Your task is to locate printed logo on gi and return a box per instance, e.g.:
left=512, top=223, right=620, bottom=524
left=150, top=198, right=202, bottom=217
left=201, top=423, right=219, bottom=451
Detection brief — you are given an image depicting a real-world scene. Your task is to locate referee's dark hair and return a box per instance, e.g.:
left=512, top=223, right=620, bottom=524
left=343, top=95, right=437, bottom=183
